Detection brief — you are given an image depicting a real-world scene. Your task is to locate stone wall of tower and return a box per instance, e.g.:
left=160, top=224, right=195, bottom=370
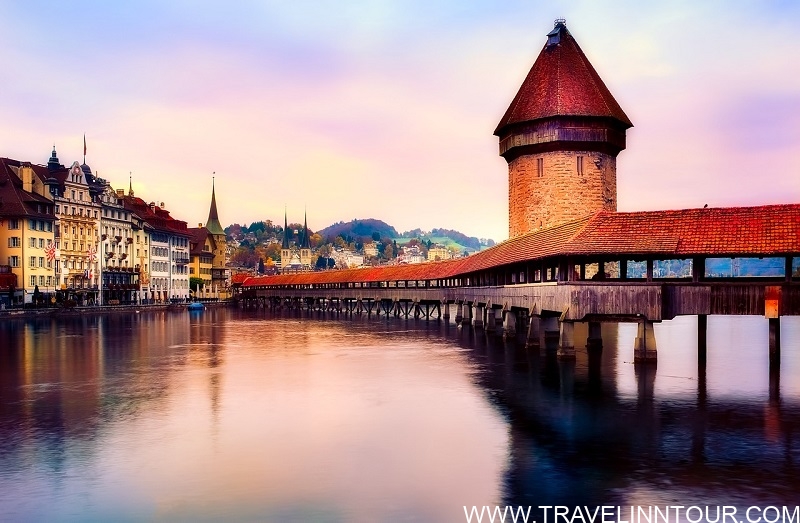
left=508, top=150, right=616, bottom=237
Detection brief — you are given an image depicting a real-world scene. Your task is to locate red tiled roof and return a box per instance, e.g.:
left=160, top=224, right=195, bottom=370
left=494, top=23, right=632, bottom=136
left=566, top=205, right=800, bottom=256
left=0, top=158, right=57, bottom=219
left=241, top=204, right=800, bottom=288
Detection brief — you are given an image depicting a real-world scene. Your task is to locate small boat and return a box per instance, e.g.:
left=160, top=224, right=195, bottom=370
left=188, top=302, right=205, bottom=311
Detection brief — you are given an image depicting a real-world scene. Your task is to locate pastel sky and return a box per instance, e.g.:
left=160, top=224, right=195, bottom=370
left=1, top=1, right=799, bottom=242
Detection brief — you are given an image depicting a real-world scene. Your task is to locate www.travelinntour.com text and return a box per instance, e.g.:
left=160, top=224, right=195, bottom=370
left=463, top=505, right=800, bottom=523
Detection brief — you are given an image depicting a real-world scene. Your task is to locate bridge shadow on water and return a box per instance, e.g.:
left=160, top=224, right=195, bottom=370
left=266, top=306, right=800, bottom=511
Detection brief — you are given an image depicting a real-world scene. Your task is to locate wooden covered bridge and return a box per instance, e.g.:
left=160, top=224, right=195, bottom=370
left=232, top=204, right=800, bottom=365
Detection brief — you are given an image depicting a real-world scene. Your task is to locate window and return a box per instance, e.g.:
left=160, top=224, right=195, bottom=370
left=8, top=219, right=19, bottom=230
left=577, top=155, right=584, bottom=175
left=46, top=222, right=52, bottom=232
left=47, top=276, right=52, bottom=286
left=39, top=276, right=44, bottom=286
left=39, top=238, right=45, bottom=248
left=8, top=237, right=21, bottom=248
left=30, top=276, right=36, bottom=287
left=71, top=190, right=76, bottom=200
left=56, top=205, right=60, bottom=214
left=537, top=157, right=543, bottom=177
left=9, top=256, right=19, bottom=267
left=38, top=257, right=44, bottom=268
left=29, top=219, right=36, bottom=230
left=30, top=256, right=36, bottom=268
left=30, top=237, right=37, bottom=248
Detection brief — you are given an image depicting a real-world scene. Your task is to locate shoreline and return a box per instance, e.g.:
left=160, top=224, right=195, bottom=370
left=0, top=300, right=233, bottom=319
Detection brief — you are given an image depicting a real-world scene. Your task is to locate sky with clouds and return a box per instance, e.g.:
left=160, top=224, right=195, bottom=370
left=1, top=0, right=798, bottom=242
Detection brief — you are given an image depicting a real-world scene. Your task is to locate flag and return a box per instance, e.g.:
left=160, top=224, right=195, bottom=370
left=87, top=245, right=97, bottom=263
left=45, top=242, right=57, bottom=262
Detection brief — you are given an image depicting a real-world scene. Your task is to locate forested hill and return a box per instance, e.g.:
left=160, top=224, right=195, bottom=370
left=317, top=219, right=398, bottom=242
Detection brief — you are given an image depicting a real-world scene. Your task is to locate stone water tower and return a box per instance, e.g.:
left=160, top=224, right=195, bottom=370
left=496, top=20, right=633, bottom=238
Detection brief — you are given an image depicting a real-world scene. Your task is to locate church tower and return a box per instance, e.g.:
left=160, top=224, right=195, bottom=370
left=496, top=20, right=633, bottom=238
left=299, top=211, right=312, bottom=267
left=281, top=209, right=292, bottom=267
left=205, top=178, right=227, bottom=269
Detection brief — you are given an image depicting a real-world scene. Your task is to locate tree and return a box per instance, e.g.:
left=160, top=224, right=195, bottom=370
left=384, top=244, right=394, bottom=259
left=258, top=258, right=265, bottom=274
left=190, top=277, right=204, bottom=293
left=371, top=231, right=381, bottom=242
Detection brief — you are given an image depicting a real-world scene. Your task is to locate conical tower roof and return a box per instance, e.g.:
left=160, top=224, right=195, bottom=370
left=494, top=20, right=632, bottom=136
left=300, top=210, right=311, bottom=249
left=206, top=178, right=225, bottom=236
left=282, top=208, right=291, bottom=249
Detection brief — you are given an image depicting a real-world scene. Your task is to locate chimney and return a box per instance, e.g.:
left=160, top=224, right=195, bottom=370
left=199, top=223, right=203, bottom=227
left=116, top=188, right=124, bottom=197
left=20, top=163, right=34, bottom=193
left=160, top=202, right=165, bottom=209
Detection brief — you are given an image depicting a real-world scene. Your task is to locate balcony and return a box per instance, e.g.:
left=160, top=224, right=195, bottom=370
left=174, top=256, right=190, bottom=265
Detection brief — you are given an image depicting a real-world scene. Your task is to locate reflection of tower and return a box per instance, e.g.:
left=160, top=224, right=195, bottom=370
left=496, top=20, right=633, bottom=238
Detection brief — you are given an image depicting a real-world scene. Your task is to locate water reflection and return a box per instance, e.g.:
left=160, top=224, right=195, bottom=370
left=0, top=309, right=798, bottom=521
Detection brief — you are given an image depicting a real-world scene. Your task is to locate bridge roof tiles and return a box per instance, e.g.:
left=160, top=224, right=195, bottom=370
left=240, top=204, right=800, bottom=288
left=568, top=204, right=800, bottom=256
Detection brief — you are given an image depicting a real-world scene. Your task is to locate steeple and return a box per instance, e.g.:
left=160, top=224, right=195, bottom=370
left=300, top=209, right=311, bottom=249
left=282, top=207, right=291, bottom=249
left=205, top=176, right=225, bottom=236
left=128, top=173, right=134, bottom=197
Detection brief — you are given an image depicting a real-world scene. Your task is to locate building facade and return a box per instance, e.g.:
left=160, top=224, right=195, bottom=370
left=0, top=159, right=57, bottom=305
left=51, top=160, right=103, bottom=301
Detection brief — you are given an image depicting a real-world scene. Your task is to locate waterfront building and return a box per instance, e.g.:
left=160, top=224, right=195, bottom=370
left=496, top=19, right=632, bottom=238
left=98, top=183, right=138, bottom=304
left=0, top=158, right=57, bottom=305
left=122, top=197, right=190, bottom=302
left=49, top=157, right=103, bottom=302
left=189, top=227, right=214, bottom=293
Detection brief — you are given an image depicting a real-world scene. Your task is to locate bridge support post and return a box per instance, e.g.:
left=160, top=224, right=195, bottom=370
left=634, top=320, right=658, bottom=363
left=503, top=310, right=517, bottom=339
left=473, top=304, right=484, bottom=329
left=485, top=307, right=496, bottom=332
left=586, top=321, right=603, bottom=352
left=769, top=318, right=781, bottom=366
left=541, top=316, right=559, bottom=353
left=442, top=302, right=450, bottom=322
left=454, top=302, right=463, bottom=324
left=698, top=315, right=708, bottom=366
left=526, top=313, right=541, bottom=350
left=557, top=321, right=575, bottom=360
left=460, top=303, right=473, bottom=327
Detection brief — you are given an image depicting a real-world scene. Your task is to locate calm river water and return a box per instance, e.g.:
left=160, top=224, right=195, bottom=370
left=1, top=307, right=799, bottom=522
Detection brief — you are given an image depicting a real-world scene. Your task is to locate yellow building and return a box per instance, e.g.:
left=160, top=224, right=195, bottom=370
left=52, top=160, right=102, bottom=299
left=189, top=226, right=214, bottom=292
left=427, top=245, right=452, bottom=262
left=0, top=158, right=57, bottom=305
